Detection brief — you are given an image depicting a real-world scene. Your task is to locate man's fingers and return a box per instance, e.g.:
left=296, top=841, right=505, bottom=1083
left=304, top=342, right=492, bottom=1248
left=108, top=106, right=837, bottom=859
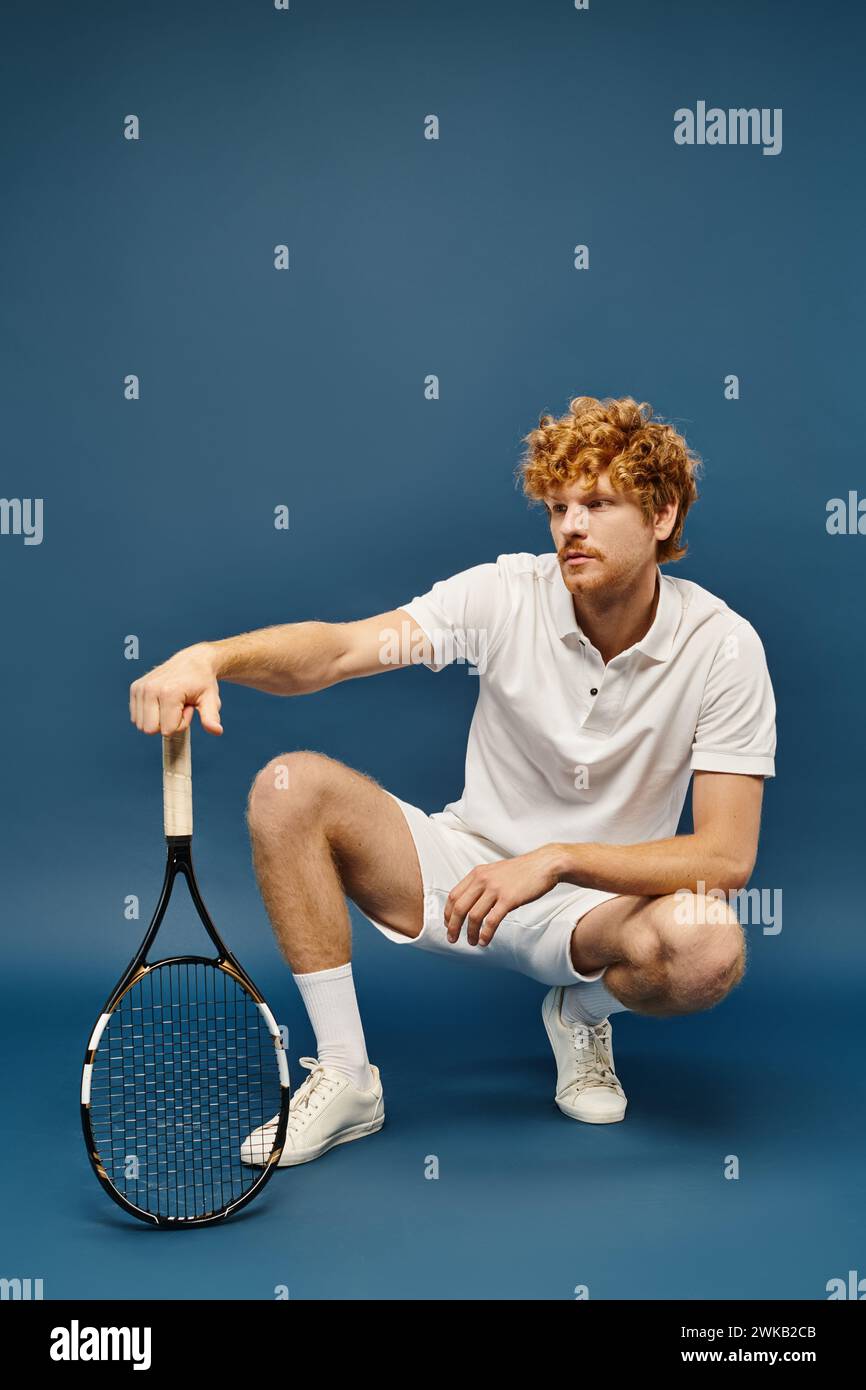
left=444, top=875, right=472, bottom=915
left=129, top=650, right=221, bottom=736
left=445, top=871, right=489, bottom=922
left=158, top=689, right=187, bottom=737
left=197, top=689, right=223, bottom=735
left=140, top=684, right=162, bottom=735
left=478, top=903, right=510, bottom=946
left=444, top=886, right=478, bottom=940
left=130, top=678, right=148, bottom=730
left=446, top=872, right=493, bottom=941
left=465, top=892, right=499, bottom=947
left=450, top=890, right=497, bottom=946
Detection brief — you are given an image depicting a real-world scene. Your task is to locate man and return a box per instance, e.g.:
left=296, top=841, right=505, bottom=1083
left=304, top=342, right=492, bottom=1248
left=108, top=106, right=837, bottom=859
left=129, top=395, right=776, bottom=1166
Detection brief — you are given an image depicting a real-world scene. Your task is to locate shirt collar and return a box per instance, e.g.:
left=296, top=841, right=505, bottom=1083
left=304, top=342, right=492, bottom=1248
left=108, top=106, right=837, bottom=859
left=551, top=561, right=681, bottom=663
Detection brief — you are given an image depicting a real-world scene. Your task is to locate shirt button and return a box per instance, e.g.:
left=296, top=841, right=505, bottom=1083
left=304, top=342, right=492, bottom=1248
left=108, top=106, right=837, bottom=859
left=590, top=687, right=598, bottom=696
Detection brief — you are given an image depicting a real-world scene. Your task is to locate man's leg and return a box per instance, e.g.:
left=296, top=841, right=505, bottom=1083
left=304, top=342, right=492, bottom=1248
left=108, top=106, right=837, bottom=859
left=540, top=891, right=746, bottom=1125
left=246, top=749, right=425, bottom=1086
left=567, top=891, right=747, bottom=1023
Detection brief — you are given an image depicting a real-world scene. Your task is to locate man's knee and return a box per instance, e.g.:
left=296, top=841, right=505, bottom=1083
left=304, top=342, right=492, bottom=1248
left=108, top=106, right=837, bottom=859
left=640, top=893, right=747, bottom=1014
left=247, top=749, right=342, bottom=837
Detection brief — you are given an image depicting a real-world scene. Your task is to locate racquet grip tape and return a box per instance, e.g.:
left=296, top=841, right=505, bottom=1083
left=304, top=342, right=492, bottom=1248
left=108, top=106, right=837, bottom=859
left=163, top=729, right=193, bottom=837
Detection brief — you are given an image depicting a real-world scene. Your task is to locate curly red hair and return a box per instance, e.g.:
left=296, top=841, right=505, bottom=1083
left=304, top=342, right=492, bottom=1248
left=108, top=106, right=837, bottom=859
left=517, top=395, right=703, bottom=563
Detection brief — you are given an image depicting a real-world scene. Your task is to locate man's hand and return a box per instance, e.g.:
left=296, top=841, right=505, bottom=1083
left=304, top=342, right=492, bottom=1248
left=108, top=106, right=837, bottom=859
left=444, top=846, right=563, bottom=947
left=129, top=643, right=223, bottom=736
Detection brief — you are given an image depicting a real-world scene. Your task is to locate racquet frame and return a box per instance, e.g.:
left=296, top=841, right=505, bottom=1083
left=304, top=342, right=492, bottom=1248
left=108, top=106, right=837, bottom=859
left=80, top=729, right=291, bottom=1228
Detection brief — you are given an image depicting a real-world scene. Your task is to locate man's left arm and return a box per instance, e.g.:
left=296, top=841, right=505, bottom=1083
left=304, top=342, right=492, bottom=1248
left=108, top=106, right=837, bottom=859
left=551, top=770, right=764, bottom=896
left=443, top=773, right=763, bottom=944
left=445, top=611, right=777, bottom=944
left=554, top=613, right=777, bottom=902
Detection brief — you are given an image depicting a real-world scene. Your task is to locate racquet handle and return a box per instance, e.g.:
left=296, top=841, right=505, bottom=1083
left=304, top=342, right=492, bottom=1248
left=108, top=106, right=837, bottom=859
left=163, top=728, right=193, bottom=837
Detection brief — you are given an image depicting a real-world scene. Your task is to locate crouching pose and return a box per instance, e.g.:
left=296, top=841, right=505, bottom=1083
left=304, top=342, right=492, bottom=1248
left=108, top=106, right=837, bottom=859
left=129, top=395, right=776, bottom=1166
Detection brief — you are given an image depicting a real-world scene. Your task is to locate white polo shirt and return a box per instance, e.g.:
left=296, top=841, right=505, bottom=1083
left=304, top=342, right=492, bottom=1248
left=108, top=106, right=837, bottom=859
left=399, top=552, right=776, bottom=856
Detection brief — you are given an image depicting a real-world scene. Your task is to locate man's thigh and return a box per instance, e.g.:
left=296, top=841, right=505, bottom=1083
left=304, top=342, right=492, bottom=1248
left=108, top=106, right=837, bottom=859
left=286, top=752, right=426, bottom=940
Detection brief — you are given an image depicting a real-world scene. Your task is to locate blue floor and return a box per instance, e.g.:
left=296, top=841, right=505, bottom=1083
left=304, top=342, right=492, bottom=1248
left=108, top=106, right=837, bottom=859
left=2, top=898, right=862, bottom=1301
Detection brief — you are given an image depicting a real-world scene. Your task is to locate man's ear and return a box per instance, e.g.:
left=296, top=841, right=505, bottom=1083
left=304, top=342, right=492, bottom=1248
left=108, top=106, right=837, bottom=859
left=654, top=501, right=678, bottom=541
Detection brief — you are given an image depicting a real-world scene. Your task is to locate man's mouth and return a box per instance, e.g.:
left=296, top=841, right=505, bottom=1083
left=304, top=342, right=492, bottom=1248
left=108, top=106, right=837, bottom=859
left=563, top=551, right=596, bottom=566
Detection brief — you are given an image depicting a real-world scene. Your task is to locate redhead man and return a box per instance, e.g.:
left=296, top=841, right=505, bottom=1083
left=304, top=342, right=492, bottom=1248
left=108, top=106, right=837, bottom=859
left=129, top=396, right=776, bottom=1164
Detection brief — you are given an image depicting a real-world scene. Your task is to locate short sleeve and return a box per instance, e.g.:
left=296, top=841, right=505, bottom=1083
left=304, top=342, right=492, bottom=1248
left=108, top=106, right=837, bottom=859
left=399, top=557, right=514, bottom=673
left=690, top=621, right=777, bottom=777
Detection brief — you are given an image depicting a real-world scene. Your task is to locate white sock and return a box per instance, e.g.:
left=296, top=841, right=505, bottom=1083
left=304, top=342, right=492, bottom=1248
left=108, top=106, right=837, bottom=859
left=561, top=974, right=630, bottom=1028
left=293, top=963, right=374, bottom=1091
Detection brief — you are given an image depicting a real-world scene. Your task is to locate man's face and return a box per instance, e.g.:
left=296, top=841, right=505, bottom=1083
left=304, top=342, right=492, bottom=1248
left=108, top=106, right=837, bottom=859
left=544, top=470, right=670, bottom=596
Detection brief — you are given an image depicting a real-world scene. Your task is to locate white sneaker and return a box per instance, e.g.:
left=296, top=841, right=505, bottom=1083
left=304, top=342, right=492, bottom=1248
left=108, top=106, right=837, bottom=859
left=241, top=1057, right=385, bottom=1168
left=542, top=986, right=627, bottom=1123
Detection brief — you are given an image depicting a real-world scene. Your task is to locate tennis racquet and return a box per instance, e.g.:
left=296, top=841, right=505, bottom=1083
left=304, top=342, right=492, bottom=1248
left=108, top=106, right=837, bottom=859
left=81, top=728, right=290, bottom=1227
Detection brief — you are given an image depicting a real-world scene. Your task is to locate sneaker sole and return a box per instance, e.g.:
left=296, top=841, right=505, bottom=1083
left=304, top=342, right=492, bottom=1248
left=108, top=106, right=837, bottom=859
left=554, top=1097, right=627, bottom=1124
left=275, top=1114, right=385, bottom=1168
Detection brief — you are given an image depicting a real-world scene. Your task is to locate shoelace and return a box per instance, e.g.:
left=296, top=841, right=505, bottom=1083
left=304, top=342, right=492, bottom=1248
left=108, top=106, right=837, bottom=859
left=248, top=1058, right=341, bottom=1149
left=566, top=1022, right=621, bottom=1091
left=286, top=1057, right=341, bottom=1133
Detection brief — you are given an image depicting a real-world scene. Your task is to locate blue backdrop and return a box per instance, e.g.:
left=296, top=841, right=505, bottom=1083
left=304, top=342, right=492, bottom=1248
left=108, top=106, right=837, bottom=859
left=1, top=0, right=863, bottom=1300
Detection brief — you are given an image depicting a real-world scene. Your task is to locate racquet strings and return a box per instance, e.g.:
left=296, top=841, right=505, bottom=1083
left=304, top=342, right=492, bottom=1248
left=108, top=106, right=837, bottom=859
left=88, top=961, right=282, bottom=1220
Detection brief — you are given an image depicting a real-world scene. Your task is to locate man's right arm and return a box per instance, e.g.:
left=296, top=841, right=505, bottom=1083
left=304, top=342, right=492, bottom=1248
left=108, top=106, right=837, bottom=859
left=129, top=609, right=430, bottom=736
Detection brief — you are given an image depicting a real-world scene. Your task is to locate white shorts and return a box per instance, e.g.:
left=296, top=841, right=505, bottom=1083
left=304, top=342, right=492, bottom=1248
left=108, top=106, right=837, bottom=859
left=359, top=791, right=619, bottom=987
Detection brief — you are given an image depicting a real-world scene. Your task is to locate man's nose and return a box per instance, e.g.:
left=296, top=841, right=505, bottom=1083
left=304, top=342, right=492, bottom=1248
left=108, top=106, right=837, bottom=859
left=562, top=504, right=589, bottom=534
